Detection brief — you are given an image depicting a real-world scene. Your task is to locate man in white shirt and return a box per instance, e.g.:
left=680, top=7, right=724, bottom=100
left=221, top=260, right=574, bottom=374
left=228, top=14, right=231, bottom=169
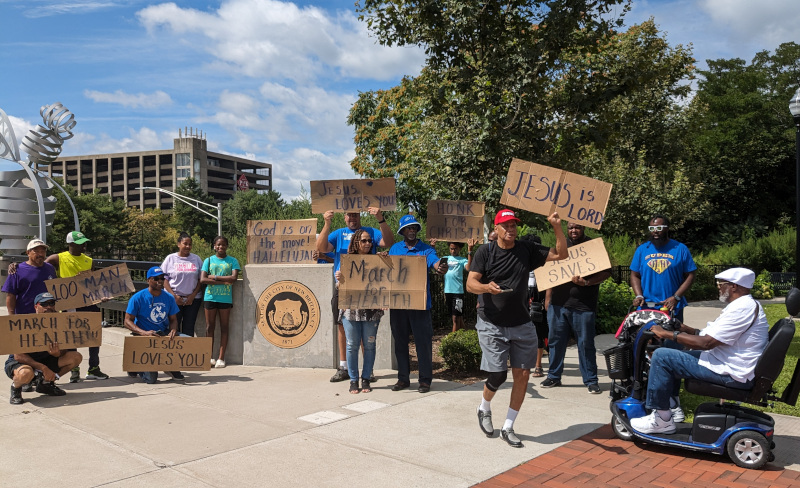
left=630, top=267, right=768, bottom=434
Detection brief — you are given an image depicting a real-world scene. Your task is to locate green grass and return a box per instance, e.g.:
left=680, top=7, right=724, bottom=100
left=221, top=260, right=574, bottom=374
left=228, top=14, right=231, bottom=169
left=681, top=303, right=800, bottom=421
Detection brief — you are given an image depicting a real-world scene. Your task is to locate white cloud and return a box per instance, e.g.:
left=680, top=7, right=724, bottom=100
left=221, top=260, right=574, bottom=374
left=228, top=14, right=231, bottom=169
left=270, top=146, right=357, bottom=200
left=18, top=1, right=123, bottom=18
left=700, top=0, right=800, bottom=50
left=67, top=126, right=173, bottom=155
left=83, top=89, right=174, bottom=109
left=136, top=0, right=424, bottom=82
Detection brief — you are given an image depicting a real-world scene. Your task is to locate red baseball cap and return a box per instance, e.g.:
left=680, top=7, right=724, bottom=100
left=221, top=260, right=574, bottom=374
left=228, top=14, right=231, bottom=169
left=494, top=209, right=520, bottom=225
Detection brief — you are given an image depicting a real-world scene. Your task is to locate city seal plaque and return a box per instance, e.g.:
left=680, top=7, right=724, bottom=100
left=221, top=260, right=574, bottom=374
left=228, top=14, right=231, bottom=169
left=256, top=280, right=320, bottom=348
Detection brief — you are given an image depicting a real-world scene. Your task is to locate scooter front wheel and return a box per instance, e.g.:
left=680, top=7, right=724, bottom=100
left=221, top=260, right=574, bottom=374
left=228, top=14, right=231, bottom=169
left=611, top=414, right=633, bottom=441
left=727, top=430, right=771, bottom=469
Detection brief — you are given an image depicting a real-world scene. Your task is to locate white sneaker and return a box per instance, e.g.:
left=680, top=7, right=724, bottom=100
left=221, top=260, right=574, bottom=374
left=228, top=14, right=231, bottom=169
left=671, top=406, right=685, bottom=423
left=210, top=359, right=216, bottom=366
left=215, top=359, right=226, bottom=368
left=630, top=411, right=676, bottom=434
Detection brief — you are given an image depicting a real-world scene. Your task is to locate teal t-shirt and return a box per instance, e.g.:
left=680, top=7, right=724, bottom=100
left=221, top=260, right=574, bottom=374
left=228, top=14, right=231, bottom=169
left=444, top=255, right=468, bottom=294
left=202, top=255, right=241, bottom=304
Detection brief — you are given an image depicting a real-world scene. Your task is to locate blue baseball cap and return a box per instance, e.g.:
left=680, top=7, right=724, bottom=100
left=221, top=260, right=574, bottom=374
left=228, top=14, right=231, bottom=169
left=34, top=292, right=57, bottom=305
left=146, top=266, right=166, bottom=280
left=397, top=214, right=422, bottom=235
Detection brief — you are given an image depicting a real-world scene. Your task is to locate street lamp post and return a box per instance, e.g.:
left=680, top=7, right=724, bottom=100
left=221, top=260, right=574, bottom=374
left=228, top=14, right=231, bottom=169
left=136, top=186, right=223, bottom=237
left=789, top=88, right=800, bottom=280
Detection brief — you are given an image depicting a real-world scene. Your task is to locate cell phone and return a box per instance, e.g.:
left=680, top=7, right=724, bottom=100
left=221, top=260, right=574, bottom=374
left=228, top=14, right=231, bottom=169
left=438, top=257, right=448, bottom=268
left=499, top=288, right=514, bottom=293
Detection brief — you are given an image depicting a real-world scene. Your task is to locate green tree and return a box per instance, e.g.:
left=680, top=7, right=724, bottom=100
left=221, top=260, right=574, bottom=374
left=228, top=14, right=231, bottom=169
left=173, top=177, right=216, bottom=241
left=682, top=42, right=800, bottom=248
left=220, top=189, right=292, bottom=239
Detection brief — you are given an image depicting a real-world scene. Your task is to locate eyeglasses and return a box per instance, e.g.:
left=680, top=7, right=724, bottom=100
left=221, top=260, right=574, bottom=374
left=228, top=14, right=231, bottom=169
left=716, top=280, right=734, bottom=287
left=39, top=301, right=56, bottom=307
left=359, top=239, right=373, bottom=244
left=648, top=225, right=668, bottom=232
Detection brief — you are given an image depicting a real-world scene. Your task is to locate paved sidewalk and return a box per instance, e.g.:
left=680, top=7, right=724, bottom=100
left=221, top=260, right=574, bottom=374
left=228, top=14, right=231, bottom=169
left=0, top=301, right=797, bottom=487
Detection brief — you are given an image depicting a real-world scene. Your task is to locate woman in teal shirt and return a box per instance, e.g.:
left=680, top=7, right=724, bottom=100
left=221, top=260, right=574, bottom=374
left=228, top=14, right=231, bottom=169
left=201, top=236, right=240, bottom=368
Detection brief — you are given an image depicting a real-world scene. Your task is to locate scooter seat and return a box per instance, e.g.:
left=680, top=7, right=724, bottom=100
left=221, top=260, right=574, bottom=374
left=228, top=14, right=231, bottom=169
left=684, top=318, right=796, bottom=406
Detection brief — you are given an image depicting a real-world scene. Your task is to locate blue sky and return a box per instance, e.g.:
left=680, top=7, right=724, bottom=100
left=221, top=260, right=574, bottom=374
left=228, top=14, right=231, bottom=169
left=1, top=0, right=798, bottom=200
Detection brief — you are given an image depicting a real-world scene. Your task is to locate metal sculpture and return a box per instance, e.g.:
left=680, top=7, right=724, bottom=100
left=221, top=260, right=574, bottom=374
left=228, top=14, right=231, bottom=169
left=0, top=103, right=80, bottom=253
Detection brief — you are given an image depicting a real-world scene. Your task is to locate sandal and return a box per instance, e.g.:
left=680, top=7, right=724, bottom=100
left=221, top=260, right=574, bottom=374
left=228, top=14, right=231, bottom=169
left=532, top=367, right=544, bottom=377
left=349, top=381, right=360, bottom=394
left=361, top=379, right=372, bottom=393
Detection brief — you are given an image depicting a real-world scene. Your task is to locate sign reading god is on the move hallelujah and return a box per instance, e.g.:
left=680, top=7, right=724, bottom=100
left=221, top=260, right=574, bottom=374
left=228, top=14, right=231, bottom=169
left=309, top=177, right=397, bottom=213
left=533, top=238, right=612, bottom=291
left=45, top=263, right=136, bottom=311
left=122, top=336, right=213, bottom=372
left=0, top=312, right=102, bottom=354
left=246, top=219, right=317, bottom=264
left=500, top=158, right=613, bottom=229
left=338, top=254, right=428, bottom=310
left=426, top=200, right=485, bottom=243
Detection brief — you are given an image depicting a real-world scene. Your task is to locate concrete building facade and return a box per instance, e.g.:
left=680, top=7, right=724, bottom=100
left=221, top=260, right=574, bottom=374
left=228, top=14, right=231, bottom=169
left=41, top=128, right=272, bottom=210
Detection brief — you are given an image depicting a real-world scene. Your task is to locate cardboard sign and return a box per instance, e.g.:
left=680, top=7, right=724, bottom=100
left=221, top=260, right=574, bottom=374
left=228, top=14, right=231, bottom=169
left=122, top=336, right=213, bottom=372
left=0, top=312, right=102, bottom=354
left=426, top=200, right=485, bottom=243
left=310, top=178, right=397, bottom=213
left=45, top=263, right=136, bottom=311
left=533, top=238, right=612, bottom=291
left=246, top=219, right=317, bottom=264
left=500, top=158, right=613, bottom=229
left=338, top=254, right=428, bottom=310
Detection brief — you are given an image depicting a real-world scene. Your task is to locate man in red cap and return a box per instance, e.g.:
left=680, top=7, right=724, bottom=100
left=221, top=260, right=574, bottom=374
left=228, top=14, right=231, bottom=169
left=467, top=209, right=567, bottom=447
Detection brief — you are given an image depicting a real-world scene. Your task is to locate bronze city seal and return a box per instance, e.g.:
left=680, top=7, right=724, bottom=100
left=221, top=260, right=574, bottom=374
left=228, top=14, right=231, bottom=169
left=256, top=280, right=320, bottom=349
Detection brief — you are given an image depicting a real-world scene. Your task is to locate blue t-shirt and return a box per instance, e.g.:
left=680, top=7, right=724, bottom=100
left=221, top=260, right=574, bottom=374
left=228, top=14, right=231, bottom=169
left=126, top=289, right=180, bottom=333
left=328, top=227, right=383, bottom=273
left=2, top=262, right=57, bottom=314
left=317, top=252, right=335, bottom=264
left=630, top=239, right=697, bottom=312
left=444, top=255, right=468, bottom=294
left=388, top=239, right=440, bottom=310
left=202, top=255, right=241, bottom=304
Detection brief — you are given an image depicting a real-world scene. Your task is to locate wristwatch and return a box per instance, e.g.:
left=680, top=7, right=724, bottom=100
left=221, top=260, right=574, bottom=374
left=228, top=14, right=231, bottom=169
left=672, top=295, right=681, bottom=301
left=673, top=330, right=680, bottom=341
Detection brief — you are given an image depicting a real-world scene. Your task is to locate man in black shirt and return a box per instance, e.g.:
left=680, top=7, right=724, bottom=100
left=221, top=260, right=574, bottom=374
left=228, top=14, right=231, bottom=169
left=467, top=209, right=566, bottom=447
left=541, top=223, right=611, bottom=394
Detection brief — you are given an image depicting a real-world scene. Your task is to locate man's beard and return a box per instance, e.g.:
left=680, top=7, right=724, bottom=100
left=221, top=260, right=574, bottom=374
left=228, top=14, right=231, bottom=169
left=651, top=234, right=668, bottom=245
left=719, top=290, right=730, bottom=303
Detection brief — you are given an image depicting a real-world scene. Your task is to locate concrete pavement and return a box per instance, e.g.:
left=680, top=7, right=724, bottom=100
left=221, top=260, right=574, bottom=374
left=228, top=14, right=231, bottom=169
left=1, top=302, right=798, bottom=487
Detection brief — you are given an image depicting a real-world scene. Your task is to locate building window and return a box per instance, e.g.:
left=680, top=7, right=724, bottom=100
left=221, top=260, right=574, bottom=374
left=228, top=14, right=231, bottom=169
left=176, top=153, right=190, bottom=167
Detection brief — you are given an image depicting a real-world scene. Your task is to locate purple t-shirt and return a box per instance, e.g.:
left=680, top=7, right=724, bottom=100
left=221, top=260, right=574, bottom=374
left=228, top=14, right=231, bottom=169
left=2, top=262, right=57, bottom=314
left=161, top=252, right=203, bottom=299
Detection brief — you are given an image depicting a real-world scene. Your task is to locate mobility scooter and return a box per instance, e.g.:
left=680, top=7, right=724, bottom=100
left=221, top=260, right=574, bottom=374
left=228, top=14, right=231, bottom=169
left=604, top=290, right=800, bottom=469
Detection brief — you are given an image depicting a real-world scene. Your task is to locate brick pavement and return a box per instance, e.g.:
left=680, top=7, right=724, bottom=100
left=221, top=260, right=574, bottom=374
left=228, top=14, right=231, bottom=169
left=474, top=424, right=800, bottom=488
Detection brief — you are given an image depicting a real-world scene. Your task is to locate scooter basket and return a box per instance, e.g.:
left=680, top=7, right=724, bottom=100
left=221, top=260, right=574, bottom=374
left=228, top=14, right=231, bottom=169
left=604, top=343, right=633, bottom=380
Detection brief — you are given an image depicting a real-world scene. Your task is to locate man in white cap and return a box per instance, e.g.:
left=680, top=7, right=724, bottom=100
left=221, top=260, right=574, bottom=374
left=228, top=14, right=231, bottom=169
left=2, top=239, right=56, bottom=315
left=631, top=267, right=768, bottom=434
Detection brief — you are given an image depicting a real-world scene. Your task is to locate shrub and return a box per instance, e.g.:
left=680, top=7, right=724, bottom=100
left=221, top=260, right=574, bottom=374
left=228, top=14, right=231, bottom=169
left=439, top=329, right=482, bottom=372
left=751, top=270, right=775, bottom=299
left=597, top=279, right=635, bottom=334
left=685, top=265, right=718, bottom=302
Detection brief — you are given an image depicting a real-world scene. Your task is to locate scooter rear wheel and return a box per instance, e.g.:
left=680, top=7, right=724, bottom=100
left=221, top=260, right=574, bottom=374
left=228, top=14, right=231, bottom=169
left=726, top=430, right=771, bottom=469
left=611, top=414, right=633, bottom=441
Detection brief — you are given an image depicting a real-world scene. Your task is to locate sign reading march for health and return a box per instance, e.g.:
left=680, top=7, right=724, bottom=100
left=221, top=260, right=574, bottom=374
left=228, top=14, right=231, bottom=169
left=309, top=177, right=397, bottom=213
left=533, top=238, right=612, bottom=291
left=0, top=312, right=102, bottom=354
left=45, top=263, right=136, bottom=311
left=122, top=336, right=213, bottom=372
left=500, top=158, right=613, bottom=229
left=338, top=254, right=428, bottom=310
left=426, top=200, right=485, bottom=243
left=246, top=219, right=317, bottom=264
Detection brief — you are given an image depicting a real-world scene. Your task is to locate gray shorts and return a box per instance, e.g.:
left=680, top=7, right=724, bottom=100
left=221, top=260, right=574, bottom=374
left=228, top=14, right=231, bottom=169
left=476, top=315, right=538, bottom=372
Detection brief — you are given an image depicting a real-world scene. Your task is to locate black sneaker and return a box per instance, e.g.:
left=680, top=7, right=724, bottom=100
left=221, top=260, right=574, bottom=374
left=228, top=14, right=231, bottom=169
left=330, top=367, right=349, bottom=382
left=10, top=385, right=24, bottom=405
left=540, top=378, right=561, bottom=388
left=501, top=428, right=523, bottom=448
left=588, top=384, right=602, bottom=394
left=36, top=381, right=66, bottom=396
left=86, top=367, right=109, bottom=380
left=168, top=372, right=185, bottom=382
left=23, top=371, right=42, bottom=392
left=477, top=407, right=494, bottom=437
left=69, top=367, right=82, bottom=383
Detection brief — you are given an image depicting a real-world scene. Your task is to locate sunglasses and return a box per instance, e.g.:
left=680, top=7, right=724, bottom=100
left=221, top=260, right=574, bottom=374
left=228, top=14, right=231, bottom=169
left=151, top=276, right=165, bottom=282
left=648, top=225, right=668, bottom=232
left=39, top=301, right=57, bottom=307
left=359, top=239, right=373, bottom=244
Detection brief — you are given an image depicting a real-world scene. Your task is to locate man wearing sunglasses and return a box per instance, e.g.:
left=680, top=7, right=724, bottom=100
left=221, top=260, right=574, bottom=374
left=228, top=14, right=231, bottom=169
left=317, top=207, right=395, bottom=383
left=630, top=215, right=696, bottom=322
left=630, top=268, right=767, bottom=434
left=124, top=266, right=185, bottom=384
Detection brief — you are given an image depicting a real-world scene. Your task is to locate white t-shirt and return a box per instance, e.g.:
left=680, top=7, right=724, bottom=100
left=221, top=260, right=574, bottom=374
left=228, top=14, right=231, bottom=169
left=699, top=294, right=768, bottom=383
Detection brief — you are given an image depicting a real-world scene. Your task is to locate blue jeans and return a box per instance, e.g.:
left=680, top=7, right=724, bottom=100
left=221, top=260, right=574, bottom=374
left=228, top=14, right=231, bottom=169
left=646, top=348, right=753, bottom=410
left=177, top=299, right=203, bottom=337
left=547, top=305, right=598, bottom=385
left=342, top=319, right=379, bottom=381
left=390, top=309, right=433, bottom=384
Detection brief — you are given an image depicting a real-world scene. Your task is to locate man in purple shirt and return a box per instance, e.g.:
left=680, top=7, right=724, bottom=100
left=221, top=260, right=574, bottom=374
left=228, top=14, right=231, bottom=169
left=2, top=239, right=57, bottom=315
